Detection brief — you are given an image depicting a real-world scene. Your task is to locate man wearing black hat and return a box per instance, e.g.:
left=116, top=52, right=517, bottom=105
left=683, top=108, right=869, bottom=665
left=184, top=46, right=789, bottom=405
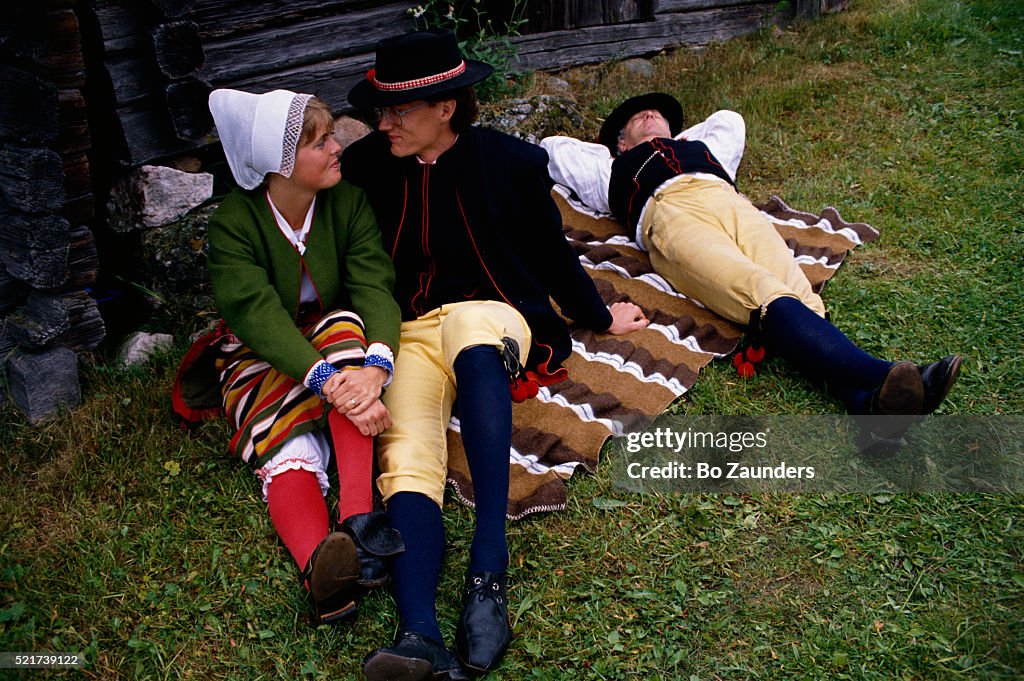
left=542, top=92, right=961, bottom=421
left=341, top=29, right=649, bottom=680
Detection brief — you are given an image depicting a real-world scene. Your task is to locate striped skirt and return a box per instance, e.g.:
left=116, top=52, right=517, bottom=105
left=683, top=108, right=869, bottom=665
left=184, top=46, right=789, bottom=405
left=215, top=310, right=367, bottom=470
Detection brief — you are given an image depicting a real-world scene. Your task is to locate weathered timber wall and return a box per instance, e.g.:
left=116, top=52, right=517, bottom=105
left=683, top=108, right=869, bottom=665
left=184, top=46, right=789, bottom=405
left=1, top=1, right=104, bottom=419
left=513, top=2, right=781, bottom=71
left=82, top=0, right=837, bottom=168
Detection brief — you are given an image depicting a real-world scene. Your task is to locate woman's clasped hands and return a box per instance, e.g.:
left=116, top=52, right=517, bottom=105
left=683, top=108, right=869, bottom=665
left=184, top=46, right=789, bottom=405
left=323, top=366, right=392, bottom=436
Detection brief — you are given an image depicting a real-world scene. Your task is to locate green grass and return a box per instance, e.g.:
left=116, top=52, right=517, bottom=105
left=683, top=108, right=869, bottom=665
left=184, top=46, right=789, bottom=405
left=2, top=0, right=1023, bottom=678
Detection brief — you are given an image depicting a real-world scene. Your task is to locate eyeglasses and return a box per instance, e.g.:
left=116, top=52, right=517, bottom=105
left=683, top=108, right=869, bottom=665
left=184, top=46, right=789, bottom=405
left=374, top=102, right=429, bottom=126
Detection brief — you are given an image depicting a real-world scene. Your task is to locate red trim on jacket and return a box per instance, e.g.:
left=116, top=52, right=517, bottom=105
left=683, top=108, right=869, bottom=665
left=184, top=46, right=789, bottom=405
left=454, top=189, right=515, bottom=309
left=652, top=139, right=683, bottom=175
left=528, top=341, right=570, bottom=385
left=390, top=177, right=409, bottom=258
left=410, top=165, right=434, bottom=317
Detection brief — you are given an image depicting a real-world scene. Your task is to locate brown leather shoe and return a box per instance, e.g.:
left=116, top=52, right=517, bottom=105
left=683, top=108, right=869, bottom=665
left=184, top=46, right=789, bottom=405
left=918, top=354, right=962, bottom=414
left=300, top=531, right=360, bottom=625
left=869, top=361, right=924, bottom=415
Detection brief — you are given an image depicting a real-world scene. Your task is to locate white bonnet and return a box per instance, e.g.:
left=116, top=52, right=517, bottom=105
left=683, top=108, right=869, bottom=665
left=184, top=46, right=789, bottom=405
left=208, top=88, right=314, bottom=190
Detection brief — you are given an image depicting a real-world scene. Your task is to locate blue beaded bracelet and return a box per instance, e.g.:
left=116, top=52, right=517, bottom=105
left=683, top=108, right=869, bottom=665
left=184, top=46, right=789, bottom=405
left=306, top=361, right=339, bottom=399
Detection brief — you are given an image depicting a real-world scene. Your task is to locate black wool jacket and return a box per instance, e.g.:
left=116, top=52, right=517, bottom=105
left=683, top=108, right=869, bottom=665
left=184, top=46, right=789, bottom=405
left=341, top=126, right=613, bottom=381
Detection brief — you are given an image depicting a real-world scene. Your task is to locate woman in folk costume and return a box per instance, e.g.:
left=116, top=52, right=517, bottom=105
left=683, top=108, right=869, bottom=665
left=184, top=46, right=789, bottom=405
left=172, top=88, right=403, bottom=625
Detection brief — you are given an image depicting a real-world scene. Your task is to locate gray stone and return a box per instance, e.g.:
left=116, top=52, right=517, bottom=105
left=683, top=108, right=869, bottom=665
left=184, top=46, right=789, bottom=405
left=333, top=115, right=372, bottom=154
left=6, top=346, right=80, bottom=423
left=545, top=75, right=571, bottom=93
left=621, top=58, right=655, bottom=77
left=117, top=331, right=175, bottom=367
left=478, top=95, right=585, bottom=143
left=108, top=164, right=214, bottom=233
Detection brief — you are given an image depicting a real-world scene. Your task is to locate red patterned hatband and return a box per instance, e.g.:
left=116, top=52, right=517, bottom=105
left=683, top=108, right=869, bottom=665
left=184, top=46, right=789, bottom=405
left=369, top=60, right=468, bottom=91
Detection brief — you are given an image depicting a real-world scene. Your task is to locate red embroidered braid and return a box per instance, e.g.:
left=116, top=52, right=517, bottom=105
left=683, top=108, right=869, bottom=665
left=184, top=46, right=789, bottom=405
left=368, top=61, right=467, bottom=91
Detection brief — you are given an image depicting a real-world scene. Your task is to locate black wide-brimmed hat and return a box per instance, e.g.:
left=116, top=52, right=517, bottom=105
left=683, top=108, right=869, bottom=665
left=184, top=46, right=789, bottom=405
left=598, top=92, right=685, bottom=153
left=348, top=29, right=494, bottom=108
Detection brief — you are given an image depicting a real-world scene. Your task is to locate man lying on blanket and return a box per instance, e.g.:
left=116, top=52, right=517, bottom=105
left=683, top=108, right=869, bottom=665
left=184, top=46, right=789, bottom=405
left=541, top=92, right=961, bottom=418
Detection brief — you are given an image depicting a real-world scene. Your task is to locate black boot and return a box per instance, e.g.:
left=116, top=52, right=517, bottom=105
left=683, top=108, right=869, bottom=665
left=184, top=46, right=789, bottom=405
left=364, top=630, right=469, bottom=681
left=455, top=572, right=512, bottom=675
left=340, top=510, right=405, bottom=588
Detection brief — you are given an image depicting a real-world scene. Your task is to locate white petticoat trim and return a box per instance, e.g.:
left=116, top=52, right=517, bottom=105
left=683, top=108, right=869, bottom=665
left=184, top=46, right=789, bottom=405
left=256, top=429, right=331, bottom=502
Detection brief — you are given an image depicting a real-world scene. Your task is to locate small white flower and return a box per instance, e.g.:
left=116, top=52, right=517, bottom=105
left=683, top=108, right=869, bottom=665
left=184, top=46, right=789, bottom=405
left=409, top=5, right=426, bottom=18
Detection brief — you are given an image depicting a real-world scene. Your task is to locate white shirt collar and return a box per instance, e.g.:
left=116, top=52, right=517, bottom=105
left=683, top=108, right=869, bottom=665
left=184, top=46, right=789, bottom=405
left=416, top=134, right=459, bottom=165
left=266, top=191, right=316, bottom=256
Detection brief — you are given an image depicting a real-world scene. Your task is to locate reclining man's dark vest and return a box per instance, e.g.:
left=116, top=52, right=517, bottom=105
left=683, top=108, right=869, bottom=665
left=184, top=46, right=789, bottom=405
left=609, top=138, right=736, bottom=232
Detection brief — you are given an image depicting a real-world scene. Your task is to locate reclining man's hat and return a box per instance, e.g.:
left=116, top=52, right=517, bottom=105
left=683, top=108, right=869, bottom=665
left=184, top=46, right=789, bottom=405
left=598, top=92, right=685, bottom=154
left=348, top=29, right=494, bottom=108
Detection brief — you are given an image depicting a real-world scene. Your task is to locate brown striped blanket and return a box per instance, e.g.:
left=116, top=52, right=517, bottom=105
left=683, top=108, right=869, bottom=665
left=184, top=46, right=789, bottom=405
left=445, top=187, right=880, bottom=519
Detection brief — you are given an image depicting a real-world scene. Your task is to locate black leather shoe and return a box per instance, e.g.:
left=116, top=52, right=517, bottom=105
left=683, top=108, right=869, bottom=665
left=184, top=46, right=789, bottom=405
left=363, top=630, right=469, bottom=681
left=340, top=511, right=405, bottom=589
left=455, top=572, right=513, bottom=675
left=300, top=532, right=360, bottom=625
left=919, top=354, right=962, bottom=414
left=868, top=361, right=924, bottom=415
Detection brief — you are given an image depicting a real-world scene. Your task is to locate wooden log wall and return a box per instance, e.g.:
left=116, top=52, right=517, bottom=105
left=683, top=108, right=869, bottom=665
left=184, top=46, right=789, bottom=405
left=82, top=0, right=831, bottom=168
left=1, top=1, right=104, bottom=413
left=794, top=0, right=849, bottom=19
left=512, top=1, right=783, bottom=72
left=88, top=0, right=213, bottom=166
left=525, top=0, right=656, bottom=32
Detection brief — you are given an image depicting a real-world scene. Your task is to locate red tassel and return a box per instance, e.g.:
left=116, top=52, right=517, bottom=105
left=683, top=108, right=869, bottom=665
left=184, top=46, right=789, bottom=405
left=736, top=361, right=756, bottom=379
left=510, top=377, right=539, bottom=402
left=745, top=344, right=766, bottom=364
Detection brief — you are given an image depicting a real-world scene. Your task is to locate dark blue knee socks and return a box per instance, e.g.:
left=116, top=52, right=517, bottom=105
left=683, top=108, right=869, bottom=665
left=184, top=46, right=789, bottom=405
left=760, top=296, right=891, bottom=412
left=453, top=345, right=511, bottom=574
left=385, top=347, right=512, bottom=640
left=386, top=491, right=445, bottom=641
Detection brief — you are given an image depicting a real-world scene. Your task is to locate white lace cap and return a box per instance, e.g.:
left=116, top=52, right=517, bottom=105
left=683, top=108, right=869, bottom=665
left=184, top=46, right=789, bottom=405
left=209, top=89, right=314, bottom=190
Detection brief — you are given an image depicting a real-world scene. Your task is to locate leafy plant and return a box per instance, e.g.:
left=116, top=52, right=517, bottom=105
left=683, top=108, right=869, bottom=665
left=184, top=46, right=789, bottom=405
left=408, top=0, right=529, bottom=101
